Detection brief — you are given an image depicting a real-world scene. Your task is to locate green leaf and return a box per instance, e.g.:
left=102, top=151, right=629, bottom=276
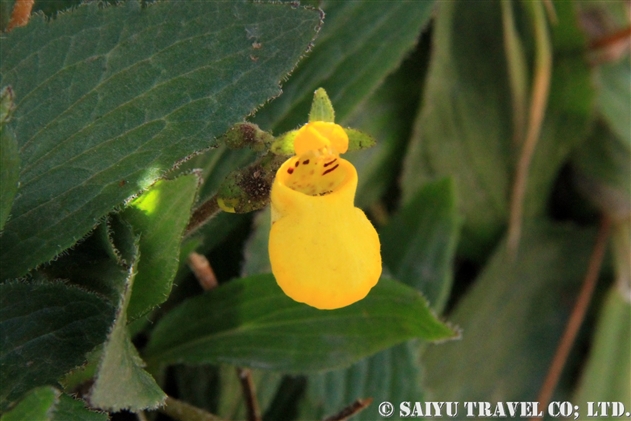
left=253, top=0, right=435, bottom=132
left=0, top=122, right=19, bottom=231
left=572, top=121, right=630, bottom=219
left=52, top=394, right=108, bottom=421
left=0, top=386, right=57, bottom=421
left=298, top=179, right=459, bottom=421
left=343, top=45, right=428, bottom=208
left=144, top=274, right=457, bottom=373
left=176, top=146, right=257, bottom=205
left=35, top=217, right=164, bottom=411
left=0, top=0, right=15, bottom=32
left=400, top=0, right=512, bottom=258
left=0, top=1, right=322, bottom=279
left=423, top=222, right=596, bottom=401
left=0, top=387, right=108, bottom=421
left=173, top=144, right=256, bottom=256
left=308, top=88, right=335, bottom=123
left=59, top=347, right=102, bottom=394
left=34, top=219, right=134, bottom=303
left=216, top=366, right=282, bottom=420
left=241, top=207, right=272, bottom=277
left=31, top=0, right=82, bottom=18
left=299, top=341, right=424, bottom=421
left=401, top=1, right=595, bottom=260
left=574, top=285, right=631, bottom=408
left=171, top=365, right=220, bottom=415
left=89, top=228, right=166, bottom=412
left=121, top=174, right=199, bottom=320
left=90, top=311, right=166, bottom=411
left=380, top=178, right=460, bottom=312
left=172, top=364, right=286, bottom=419
left=0, top=85, right=14, bottom=123
left=597, top=57, right=631, bottom=146
left=0, top=282, right=116, bottom=411
left=522, top=1, right=595, bottom=218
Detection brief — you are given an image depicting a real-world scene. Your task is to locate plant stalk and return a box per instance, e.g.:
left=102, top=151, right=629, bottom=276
left=508, top=0, right=553, bottom=255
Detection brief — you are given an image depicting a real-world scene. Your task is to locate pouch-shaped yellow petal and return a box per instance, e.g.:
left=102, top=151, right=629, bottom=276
left=269, top=157, right=381, bottom=310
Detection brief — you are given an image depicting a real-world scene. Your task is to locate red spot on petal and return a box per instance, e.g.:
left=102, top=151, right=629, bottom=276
left=322, top=164, right=339, bottom=175
left=287, top=167, right=294, bottom=174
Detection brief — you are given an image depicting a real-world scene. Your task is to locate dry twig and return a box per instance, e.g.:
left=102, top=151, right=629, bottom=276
left=7, top=0, right=34, bottom=31
left=323, top=398, right=374, bottom=421
left=532, top=216, right=611, bottom=420
left=188, top=252, right=218, bottom=291
left=237, top=368, right=262, bottom=421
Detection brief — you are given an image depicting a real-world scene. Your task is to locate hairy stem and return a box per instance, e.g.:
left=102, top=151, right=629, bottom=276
left=185, top=194, right=220, bottom=237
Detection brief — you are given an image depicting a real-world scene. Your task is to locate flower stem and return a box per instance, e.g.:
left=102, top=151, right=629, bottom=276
left=185, top=194, right=220, bottom=237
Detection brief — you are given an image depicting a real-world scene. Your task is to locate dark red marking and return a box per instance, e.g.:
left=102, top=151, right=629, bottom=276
left=324, top=158, right=338, bottom=167
left=322, top=164, right=339, bottom=176
left=295, top=160, right=300, bottom=167
left=303, top=159, right=310, bottom=165
left=287, top=167, right=294, bottom=174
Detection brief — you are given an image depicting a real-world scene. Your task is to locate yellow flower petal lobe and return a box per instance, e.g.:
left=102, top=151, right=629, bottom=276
left=294, top=121, right=349, bottom=155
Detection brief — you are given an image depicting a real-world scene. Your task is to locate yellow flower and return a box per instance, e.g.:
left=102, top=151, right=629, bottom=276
left=269, top=121, right=382, bottom=310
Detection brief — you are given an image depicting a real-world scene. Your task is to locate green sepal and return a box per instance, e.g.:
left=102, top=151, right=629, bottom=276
left=308, top=87, right=335, bottom=123
left=216, top=152, right=287, bottom=214
left=269, top=130, right=298, bottom=156
left=345, top=127, right=377, bottom=151
left=270, top=126, right=376, bottom=157
left=220, top=123, right=275, bottom=153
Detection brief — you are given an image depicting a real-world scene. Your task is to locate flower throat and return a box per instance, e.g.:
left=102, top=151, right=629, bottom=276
left=283, top=148, right=346, bottom=196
